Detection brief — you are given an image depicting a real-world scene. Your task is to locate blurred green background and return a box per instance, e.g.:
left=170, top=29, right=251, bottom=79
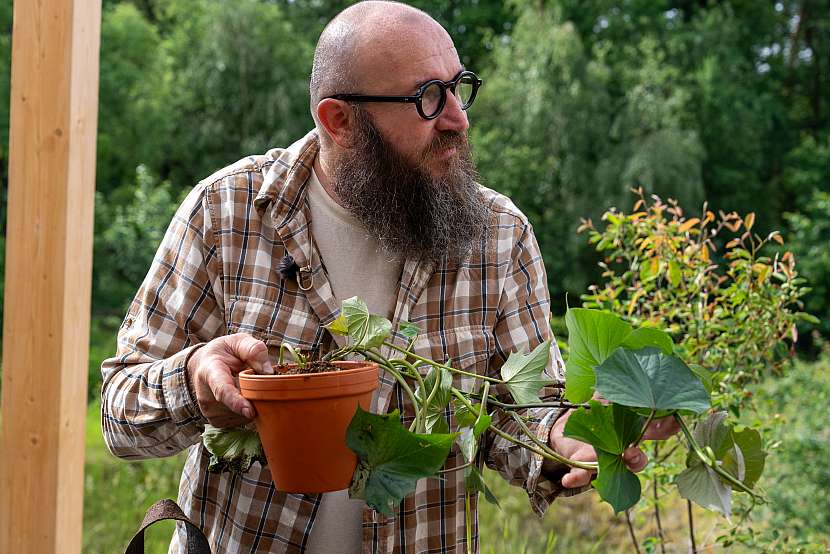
left=1, top=0, right=829, bottom=551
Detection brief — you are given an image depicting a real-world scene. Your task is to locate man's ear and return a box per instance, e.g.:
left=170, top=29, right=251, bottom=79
left=316, top=99, right=357, bottom=148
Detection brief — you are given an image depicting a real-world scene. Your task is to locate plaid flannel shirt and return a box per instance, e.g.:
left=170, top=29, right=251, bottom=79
left=101, top=130, right=580, bottom=553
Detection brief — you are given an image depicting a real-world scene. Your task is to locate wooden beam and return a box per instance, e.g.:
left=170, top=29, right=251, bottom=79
left=1, top=1, right=101, bottom=552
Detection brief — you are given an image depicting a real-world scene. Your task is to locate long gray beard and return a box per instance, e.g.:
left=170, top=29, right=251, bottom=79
left=331, top=111, right=490, bottom=264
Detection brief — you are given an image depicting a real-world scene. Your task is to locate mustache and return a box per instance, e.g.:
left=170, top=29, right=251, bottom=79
left=416, top=131, right=469, bottom=168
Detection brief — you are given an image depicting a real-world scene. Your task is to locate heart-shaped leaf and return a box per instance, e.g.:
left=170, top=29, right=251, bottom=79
left=564, top=309, right=676, bottom=403
left=595, top=451, right=642, bottom=513
left=686, top=412, right=766, bottom=490
left=564, top=402, right=645, bottom=513
left=676, top=462, right=733, bottom=517
left=564, top=309, right=635, bottom=403
left=621, top=327, right=674, bottom=355
left=500, top=340, right=553, bottom=405
left=563, top=401, right=644, bottom=455
left=730, top=427, right=765, bottom=489
left=324, top=313, right=349, bottom=336
left=415, top=366, right=453, bottom=434
left=342, top=296, right=393, bottom=348
left=347, top=408, right=455, bottom=515
left=595, top=348, right=710, bottom=413
left=677, top=412, right=766, bottom=516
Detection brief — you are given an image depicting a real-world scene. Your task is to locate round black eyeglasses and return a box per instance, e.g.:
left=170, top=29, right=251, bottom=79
left=324, top=70, right=482, bottom=121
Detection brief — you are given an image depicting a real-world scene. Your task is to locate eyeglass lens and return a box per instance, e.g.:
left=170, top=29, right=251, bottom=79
left=421, top=74, right=477, bottom=118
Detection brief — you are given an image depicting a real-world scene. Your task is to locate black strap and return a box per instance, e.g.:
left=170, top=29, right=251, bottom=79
left=125, top=499, right=212, bottom=554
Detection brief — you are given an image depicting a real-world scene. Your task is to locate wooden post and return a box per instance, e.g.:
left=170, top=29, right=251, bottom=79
left=0, top=1, right=101, bottom=552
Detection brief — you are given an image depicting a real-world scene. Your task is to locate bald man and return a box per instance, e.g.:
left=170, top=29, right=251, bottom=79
left=102, top=2, right=674, bottom=552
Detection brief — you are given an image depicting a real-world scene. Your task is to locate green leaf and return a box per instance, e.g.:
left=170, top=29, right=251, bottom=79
left=595, top=348, right=711, bottom=413
left=500, top=340, right=553, bottom=405
left=415, top=366, right=453, bottom=434
left=342, top=296, right=393, bottom=348
left=347, top=408, right=455, bottom=515
left=564, top=309, right=633, bottom=403
left=676, top=463, right=732, bottom=517
left=667, top=260, right=682, bottom=287
left=454, top=400, right=476, bottom=428
left=621, top=328, right=673, bottom=355
left=324, top=313, right=349, bottom=336
left=595, top=451, right=641, bottom=513
left=730, top=428, right=765, bottom=489
left=202, top=425, right=266, bottom=474
left=457, top=427, right=477, bottom=463
left=398, top=320, right=421, bottom=341
left=563, top=401, right=644, bottom=455
left=564, top=402, right=644, bottom=513
left=473, top=412, right=492, bottom=437
left=688, top=412, right=766, bottom=491
left=689, top=364, right=715, bottom=394
left=465, top=465, right=500, bottom=506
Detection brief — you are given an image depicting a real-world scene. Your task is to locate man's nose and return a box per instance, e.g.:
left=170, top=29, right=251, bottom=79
left=434, top=92, right=469, bottom=133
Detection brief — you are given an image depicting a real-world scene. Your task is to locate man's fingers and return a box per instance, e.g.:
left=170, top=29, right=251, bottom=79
left=642, top=416, right=680, bottom=440
left=623, top=446, right=648, bottom=472
left=208, top=368, right=255, bottom=420
left=228, top=333, right=274, bottom=375
left=562, top=468, right=594, bottom=488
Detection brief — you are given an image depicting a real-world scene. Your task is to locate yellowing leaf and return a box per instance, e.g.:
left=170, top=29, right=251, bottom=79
left=668, top=261, right=682, bottom=287
left=772, top=234, right=784, bottom=245
left=744, top=213, right=755, bottom=230
left=678, top=218, right=700, bottom=233
left=701, top=245, right=710, bottom=263
left=725, top=239, right=741, bottom=249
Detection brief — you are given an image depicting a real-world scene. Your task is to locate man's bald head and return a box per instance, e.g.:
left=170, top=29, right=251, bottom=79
left=309, top=1, right=454, bottom=130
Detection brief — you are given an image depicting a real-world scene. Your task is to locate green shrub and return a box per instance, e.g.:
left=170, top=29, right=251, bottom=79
left=580, top=189, right=812, bottom=413
left=93, top=165, right=185, bottom=314
left=784, top=189, right=830, bottom=343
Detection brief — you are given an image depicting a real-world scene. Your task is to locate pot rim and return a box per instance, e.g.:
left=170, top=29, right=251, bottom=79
left=239, top=360, right=377, bottom=379
left=238, top=361, right=379, bottom=394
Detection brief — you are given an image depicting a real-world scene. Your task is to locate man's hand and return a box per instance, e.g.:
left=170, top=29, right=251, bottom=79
left=186, top=333, right=275, bottom=428
left=547, top=409, right=680, bottom=488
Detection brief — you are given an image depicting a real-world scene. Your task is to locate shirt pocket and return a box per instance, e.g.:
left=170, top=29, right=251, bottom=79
left=226, top=295, right=320, bottom=352
left=409, top=324, right=493, bottom=393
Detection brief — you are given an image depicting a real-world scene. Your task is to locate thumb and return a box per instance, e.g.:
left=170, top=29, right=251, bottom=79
left=227, top=333, right=274, bottom=375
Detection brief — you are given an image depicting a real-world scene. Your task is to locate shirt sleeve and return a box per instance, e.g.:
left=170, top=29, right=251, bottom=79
left=100, top=182, right=227, bottom=460
left=482, top=220, right=590, bottom=516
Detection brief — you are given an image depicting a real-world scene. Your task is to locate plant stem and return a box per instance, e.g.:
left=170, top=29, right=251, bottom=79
left=687, top=500, right=697, bottom=554
left=388, top=358, right=429, bottom=433
left=625, top=509, right=642, bottom=554
left=468, top=394, right=588, bottom=411
left=674, top=414, right=764, bottom=500
left=383, top=342, right=504, bottom=384
left=364, top=351, right=422, bottom=432
left=653, top=444, right=666, bottom=554
left=450, top=389, right=598, bottom=470
left=633, top=409, right=656, bottom=447
left=465, top=492, right=473, bottom=554
left=437, top=462, right=473, bottom=474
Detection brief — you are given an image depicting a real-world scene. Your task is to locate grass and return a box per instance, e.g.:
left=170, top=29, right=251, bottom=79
left=83, top=401, right=187, bottom=552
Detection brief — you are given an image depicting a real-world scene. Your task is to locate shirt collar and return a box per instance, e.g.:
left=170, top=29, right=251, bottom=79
left=253, top=129, right=320, bottom=230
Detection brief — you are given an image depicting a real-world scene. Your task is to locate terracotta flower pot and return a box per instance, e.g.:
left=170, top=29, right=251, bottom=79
left=238, top=361, right=379, bottom=493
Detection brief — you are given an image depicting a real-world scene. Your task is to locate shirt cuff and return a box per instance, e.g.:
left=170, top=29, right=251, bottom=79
left=162, top=343, right=209, bottom=427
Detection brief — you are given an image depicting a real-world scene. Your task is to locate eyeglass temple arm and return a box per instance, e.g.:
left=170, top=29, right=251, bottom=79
left=327, top=94, right=418, bottom=103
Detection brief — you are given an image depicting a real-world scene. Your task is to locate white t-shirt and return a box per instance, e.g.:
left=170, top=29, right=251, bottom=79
left=304, top=167, right=403, bottom=553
